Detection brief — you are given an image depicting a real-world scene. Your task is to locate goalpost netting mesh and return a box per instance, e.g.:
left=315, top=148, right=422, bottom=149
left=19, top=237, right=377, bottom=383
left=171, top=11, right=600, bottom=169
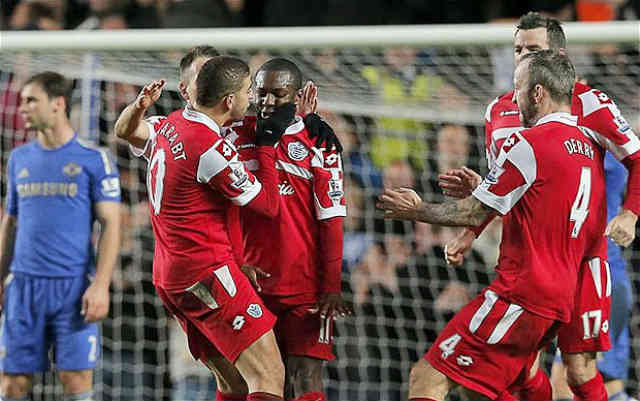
left=0, top=24, right=638, bottom=400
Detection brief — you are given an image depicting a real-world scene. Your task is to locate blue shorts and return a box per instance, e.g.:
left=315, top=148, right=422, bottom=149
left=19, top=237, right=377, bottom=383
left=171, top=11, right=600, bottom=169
left=597, top=269, right=632, bottom=380
left=0, top=273, right=100, bottom=373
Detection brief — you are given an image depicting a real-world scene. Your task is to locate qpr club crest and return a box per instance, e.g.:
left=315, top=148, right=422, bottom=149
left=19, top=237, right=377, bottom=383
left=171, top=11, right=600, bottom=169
left=247, top=303, right=263, bottom=318
left=287, top=141, right=309, bottom=161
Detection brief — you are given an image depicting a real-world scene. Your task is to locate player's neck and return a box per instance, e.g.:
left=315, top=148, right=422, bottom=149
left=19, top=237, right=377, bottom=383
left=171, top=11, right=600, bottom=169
left=37, top=121, right=75, bottom=150
left=192, top=105, right=227, bottom=131
left=534, top=101, right=571, bottom=125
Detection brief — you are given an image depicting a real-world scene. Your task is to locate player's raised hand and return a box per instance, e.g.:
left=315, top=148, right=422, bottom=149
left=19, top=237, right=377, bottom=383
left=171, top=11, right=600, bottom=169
left=240, top=264, right=271, bottom=293
left=444, top=228, right=476, bottom=266
left=438, top=166, right=482, bottom=198
left=135, top=79, right=165, bottom=110
left=377, top=187, right=422, bottom=220
left=81, top=280, right=110, bottom=323
left=298, top=81, right=318, bottom=116
left=311, top=292, right=353, bottom=318
left=605, top=209, right=638, bottom=247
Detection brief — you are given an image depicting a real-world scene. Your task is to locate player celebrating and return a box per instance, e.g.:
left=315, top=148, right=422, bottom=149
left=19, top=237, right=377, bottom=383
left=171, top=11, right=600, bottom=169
left=378, top=50, right=607, bottom=401
left=440, top=12, right=640, bottom=401
left=114, top=56, right=289, bottom=401
left=224, top=58, right=349, bottom=401
left=0, top=72, right=121, bottom=401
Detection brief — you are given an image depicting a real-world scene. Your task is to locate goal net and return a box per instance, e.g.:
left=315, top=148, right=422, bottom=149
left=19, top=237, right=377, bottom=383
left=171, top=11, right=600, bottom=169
left=1, top=22, right=638, bottom=401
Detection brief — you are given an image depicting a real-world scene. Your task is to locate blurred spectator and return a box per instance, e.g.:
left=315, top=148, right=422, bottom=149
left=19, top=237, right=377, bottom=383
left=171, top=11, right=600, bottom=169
left=321, top=111, right=383, bottom=189
left=163, top=0, right=245, bottom=28
left=9, top=1, right=63, bottom=30
left=125, top=0, right=161, bottom=28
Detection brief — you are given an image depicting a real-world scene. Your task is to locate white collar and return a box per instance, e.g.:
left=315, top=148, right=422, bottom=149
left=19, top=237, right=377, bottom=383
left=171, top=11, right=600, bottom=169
left=535, top=112, right=577, bottom=127
left=283, top=115, right=305, bottom=136
left=182, top=107, right=221, bottom=134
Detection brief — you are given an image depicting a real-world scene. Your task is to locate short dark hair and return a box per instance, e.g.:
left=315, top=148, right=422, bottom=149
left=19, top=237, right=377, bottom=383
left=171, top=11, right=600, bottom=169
left=516, top=11, right=566, bottom=50
left=521, top=50, right=575, bottom=105
left=196, top=56, right=250, bottom=108
left=179, top=45, right=220, bottom=78
left=257, top=58, right=303, bottom=91
left=24, top=71, right=73, bottom=116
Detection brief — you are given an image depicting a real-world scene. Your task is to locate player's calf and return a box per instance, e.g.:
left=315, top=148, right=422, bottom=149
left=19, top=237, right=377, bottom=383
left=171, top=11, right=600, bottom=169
left=285, top=355, right=324, bottom=400
left=0, top=374, right=32, bottom=399
left=235, top=330, right=284, bottom=397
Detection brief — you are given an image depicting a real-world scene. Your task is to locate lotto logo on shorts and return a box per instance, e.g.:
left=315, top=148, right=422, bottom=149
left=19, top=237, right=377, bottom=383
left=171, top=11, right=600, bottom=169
left=456, top=355, right=473, bottom=366
left=247, top=304, right=263, bottom=318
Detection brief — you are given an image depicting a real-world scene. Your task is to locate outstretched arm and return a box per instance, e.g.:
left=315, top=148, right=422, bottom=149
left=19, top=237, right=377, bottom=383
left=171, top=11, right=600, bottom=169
left=377, top=188, right=493, bottom=227
left=114, top=79, right=165, bottom=149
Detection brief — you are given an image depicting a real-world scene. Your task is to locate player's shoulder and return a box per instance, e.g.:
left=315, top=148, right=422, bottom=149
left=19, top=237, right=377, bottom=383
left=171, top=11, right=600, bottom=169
left=74, top=138, right=117, bottom=172
left=485, top=91, right=517, bottom=122
left=572, top=81, right=620, bottom=116
left=9, top=140, right=37, bottom=157
left=178, top=107, right=225, bottom=145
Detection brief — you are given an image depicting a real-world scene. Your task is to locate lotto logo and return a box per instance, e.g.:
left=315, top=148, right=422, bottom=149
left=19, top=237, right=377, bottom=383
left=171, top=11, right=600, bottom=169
left=456, top=355, right=473, bottom=366
left=232, top=315, right=245, bottom=330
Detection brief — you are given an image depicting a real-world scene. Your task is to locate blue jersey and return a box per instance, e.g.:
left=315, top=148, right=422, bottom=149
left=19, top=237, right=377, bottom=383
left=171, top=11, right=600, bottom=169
left=604, top=151, right=627, bottom=274
left=5, top=135, right=120, bottom=277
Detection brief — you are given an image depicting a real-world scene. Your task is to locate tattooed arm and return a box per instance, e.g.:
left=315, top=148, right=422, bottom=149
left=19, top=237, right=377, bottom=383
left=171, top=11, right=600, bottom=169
left=376, top=188, right=493, bottom=227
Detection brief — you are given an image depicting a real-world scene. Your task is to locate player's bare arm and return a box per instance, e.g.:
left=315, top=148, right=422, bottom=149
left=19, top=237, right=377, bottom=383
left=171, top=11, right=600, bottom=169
left=377, top=187, right=492, bottom=227
left=0, top=214, right=17, bottom=310
left=82, top=201, right=121, bottom=323
left=114, top=79, right=165, bottom=149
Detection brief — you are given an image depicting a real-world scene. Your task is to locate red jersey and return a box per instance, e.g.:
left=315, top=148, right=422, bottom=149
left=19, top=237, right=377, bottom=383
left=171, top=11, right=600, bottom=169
left=133, top=108, right=275, bottom=290
left=472, top=113, right=607, bottom=322
left=225, top=116, right=346, bottom=296
left=484, top=82, right=640, bottom=213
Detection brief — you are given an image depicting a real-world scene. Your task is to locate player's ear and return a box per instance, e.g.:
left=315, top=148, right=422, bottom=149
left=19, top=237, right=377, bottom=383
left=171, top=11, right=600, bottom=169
left=224, top=93, right=235, bottom=112
left=178, top=81, right=188, bottom=102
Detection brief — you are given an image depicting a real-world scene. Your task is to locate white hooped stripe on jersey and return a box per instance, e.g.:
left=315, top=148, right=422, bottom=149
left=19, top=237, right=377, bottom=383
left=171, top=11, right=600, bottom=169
left=588, top=257, right=603, bottom=299
left=182, top=107, right=221, bottom=134
left=484, top=96, right=500, bottom=123
left=469, top=290, right=498, bottom=334
left=486, top=303, right=524, bottom=344
left=197, top=139, right=234, bottom=184
left=276, top=160, right=313, bottom=180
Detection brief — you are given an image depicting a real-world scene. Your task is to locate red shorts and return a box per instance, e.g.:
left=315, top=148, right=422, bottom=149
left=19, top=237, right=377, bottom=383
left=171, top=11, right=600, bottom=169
left=557, top=257, right=612, bottom=353
left=262, top=293, right=335, bottom=361
left=156, top=262, right=276, bottom=363
left=425, top=289, right=559, bottom=400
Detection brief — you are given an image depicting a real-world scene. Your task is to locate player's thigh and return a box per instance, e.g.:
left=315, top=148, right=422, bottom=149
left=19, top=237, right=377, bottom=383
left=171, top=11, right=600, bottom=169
left=51, top=276, right=100, bottom=372
left=234, top=329, right=284, bottom=393
left=0, top=273, right=50, bottom=374
left=425, top=289, right=557, bottom=400
left=0, top=373, right=33, bottom=398
left=557, top=257, right=611, bottom=355
left=166, top=262, right=276, bottom=364
left=265, top=295, right=335, bottom=362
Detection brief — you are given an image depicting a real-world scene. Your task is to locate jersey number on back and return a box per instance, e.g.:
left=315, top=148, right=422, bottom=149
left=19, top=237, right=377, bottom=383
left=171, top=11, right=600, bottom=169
left=570, top=167, right=591, bottom=238
left=148, top=149, right=166, bottom=215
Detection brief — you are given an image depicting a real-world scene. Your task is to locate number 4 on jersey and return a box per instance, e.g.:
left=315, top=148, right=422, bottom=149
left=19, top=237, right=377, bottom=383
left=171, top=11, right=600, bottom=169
left=570, top=167, right=591, bottom=238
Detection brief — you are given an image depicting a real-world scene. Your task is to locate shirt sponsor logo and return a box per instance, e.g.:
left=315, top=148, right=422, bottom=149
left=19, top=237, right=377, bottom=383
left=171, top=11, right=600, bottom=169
left=63, top=162, right=82, bottom=177
left=278, top=181, right=295, bottom=195
left=288, top=141, right=309, bottom=161
left=247, top=303, right=263, bottom=318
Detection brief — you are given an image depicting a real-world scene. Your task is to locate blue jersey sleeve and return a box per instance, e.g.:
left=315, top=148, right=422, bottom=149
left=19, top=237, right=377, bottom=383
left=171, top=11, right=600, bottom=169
left=89, top=148, right=121, bottom=203
left=6, top=152, right=18, bottom=216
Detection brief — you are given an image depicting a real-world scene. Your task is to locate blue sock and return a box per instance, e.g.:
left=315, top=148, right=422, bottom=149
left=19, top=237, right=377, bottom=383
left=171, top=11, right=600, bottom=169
left=609, top=391, right=629, bottom=401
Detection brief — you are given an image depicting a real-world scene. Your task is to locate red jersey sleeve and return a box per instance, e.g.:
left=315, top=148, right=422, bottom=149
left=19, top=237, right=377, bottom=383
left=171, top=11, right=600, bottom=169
left=577, top=88, right=640, bottom=214
left=472, top=132, right=535, bottom=215
left=311, top=147, right=347, bottom=220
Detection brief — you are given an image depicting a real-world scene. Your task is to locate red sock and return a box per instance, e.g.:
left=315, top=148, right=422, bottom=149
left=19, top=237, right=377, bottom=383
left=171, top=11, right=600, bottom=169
left=518, top=368, right=552, bottom=401
left=570, top=372, right=608, bottom=401
left=247, top=392, right=283, bottom=401
left=292, top=392, right=326, bottom=401
left=216, top=390, right=248, bottom=401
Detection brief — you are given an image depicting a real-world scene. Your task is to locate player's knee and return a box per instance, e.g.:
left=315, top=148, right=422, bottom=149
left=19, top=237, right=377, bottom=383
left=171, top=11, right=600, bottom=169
left=58, top=370, right=93, bottom=394
left=0, top=374, right=32, bottom=398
